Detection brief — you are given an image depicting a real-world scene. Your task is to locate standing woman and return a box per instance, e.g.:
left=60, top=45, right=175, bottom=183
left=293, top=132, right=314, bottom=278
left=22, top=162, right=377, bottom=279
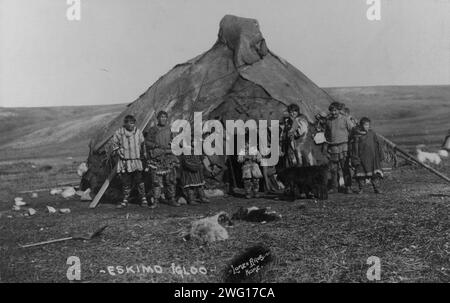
left=282, top=103, right=313, bottom=168
left=350, top=117, right=384, bottom=194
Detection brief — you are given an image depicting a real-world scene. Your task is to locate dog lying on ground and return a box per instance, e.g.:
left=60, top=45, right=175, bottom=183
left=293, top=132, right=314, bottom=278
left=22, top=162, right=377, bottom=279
left=277, top=165, right=328, bottom=200
left=184, top=211, right=233, bottom=243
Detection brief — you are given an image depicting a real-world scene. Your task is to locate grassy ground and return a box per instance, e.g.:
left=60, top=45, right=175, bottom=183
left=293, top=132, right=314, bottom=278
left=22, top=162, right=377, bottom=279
left=0, top=158, right=449, bottom=283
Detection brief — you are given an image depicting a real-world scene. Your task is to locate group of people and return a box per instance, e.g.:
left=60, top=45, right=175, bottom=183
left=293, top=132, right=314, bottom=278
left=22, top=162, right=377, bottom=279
left=280, top=101, right=384, bottom=195
left=111, top=111, right=210, bottom=209
left=110, top=102, right=384, bottom=208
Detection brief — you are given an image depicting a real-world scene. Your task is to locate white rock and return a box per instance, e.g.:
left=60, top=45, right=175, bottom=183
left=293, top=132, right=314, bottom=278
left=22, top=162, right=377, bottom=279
left=31, top=192, right=38, bottom=198
left=46, top=206, right=57, bottom=214
left=59, top=208, right=71, bottom=214
left=61, top=187, right=76, bottom=199
left=28, top=208, right=37, bottom=216
left=14, top=197, right=27, bottom=206
left=438, top=149, right=448, bottom=158
left=80, top=188, right=92, bottom=201
left=12, top=205, right=21, bottom=211
left=177, top=197, right=187, bottom=205
left=50, top=188, right=63, bottom=195
left=204, top=189, right=224, bottom=198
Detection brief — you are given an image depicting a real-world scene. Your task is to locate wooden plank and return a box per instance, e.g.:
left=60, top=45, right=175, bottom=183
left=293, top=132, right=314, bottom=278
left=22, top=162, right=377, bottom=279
left=89, top=165, right=117, bottom=208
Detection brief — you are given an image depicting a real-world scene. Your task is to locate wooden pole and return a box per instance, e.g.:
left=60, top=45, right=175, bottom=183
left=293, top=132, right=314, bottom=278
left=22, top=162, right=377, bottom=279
left=19, top=237, right=74, bottom=248
left=377, top=133, right=450, bottom=184
left=89, top=163, right=117, bottom=208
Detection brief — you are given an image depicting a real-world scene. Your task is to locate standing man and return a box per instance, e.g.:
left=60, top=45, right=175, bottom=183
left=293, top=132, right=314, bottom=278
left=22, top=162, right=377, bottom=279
left=145, top=110, right=180, bottom=207
left=111, top=115, right=148, bottom=208
left=325, top=102, right=355, bottom=194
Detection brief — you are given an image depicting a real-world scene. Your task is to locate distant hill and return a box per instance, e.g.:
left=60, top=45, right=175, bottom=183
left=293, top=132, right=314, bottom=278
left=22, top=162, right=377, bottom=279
left=0, top=85, right=449, bottom=160
left=0, top=104, right=124, bottom=160
left=325, top=85, right=450, bottom=147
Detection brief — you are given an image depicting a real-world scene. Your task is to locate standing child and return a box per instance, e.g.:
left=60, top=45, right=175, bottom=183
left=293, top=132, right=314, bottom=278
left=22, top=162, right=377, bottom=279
left=111, top=115, right=148, bottom=208
left=350, top=117, right=384, bottom=194
left=238, top=142, right=263, bottom=199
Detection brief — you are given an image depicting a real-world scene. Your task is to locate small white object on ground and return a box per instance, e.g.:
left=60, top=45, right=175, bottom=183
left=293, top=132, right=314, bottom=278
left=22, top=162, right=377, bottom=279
left=28, top=208, right=37, bottom=216
left=61, top=187, right=76, bottom=198
left=80, top=188, right=92, bottom=201
left=12, top=205, right=21, bottom=211
left=438, top=149, right=448, bottom=158
left=31, top=192, right=38, bottom=198
left=14, top=197, right=27, bottom=206
left=46, top=206, right=57, bottom=214
left=177, top=196, right=187, bottom=205
left=59, top=208, right=71, bottom=214
left=204, top=189, right=225, bottom=198
left=50, top=188, right=63, bottom=195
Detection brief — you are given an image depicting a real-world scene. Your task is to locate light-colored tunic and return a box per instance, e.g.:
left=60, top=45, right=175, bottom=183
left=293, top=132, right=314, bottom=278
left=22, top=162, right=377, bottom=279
left=111, top=127, right=145, bottom=174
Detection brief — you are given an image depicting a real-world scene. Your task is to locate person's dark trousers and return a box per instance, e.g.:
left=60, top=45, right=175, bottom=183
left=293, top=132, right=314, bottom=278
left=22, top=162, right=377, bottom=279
left=120, top=171, right=146, bottom=204
left=329, top=158, right=352, bottom=192
left=342, top=157, right=352, bottom=188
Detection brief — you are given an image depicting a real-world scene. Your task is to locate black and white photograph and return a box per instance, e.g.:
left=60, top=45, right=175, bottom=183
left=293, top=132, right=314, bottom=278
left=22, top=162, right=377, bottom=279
left=0, top=0, right=449, bottom=288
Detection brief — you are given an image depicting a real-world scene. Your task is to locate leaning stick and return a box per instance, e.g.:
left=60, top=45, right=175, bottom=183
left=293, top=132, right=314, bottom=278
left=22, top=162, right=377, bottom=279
left=89, top=163, right=117, bottom=208
left=377, top=133, right=450, bottom=183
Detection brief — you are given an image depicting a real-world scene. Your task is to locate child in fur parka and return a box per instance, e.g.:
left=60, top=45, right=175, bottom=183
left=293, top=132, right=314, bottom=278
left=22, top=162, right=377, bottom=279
left=238, top=143, right=263, bottom=199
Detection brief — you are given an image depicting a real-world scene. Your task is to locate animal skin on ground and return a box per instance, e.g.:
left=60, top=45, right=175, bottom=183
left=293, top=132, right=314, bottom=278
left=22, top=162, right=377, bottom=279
left=232, top=206, right=281, bottom=223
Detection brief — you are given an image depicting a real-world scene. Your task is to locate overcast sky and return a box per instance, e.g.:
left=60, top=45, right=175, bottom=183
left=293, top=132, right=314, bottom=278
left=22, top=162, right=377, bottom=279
left=0, top=0, right=449, bottom=107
